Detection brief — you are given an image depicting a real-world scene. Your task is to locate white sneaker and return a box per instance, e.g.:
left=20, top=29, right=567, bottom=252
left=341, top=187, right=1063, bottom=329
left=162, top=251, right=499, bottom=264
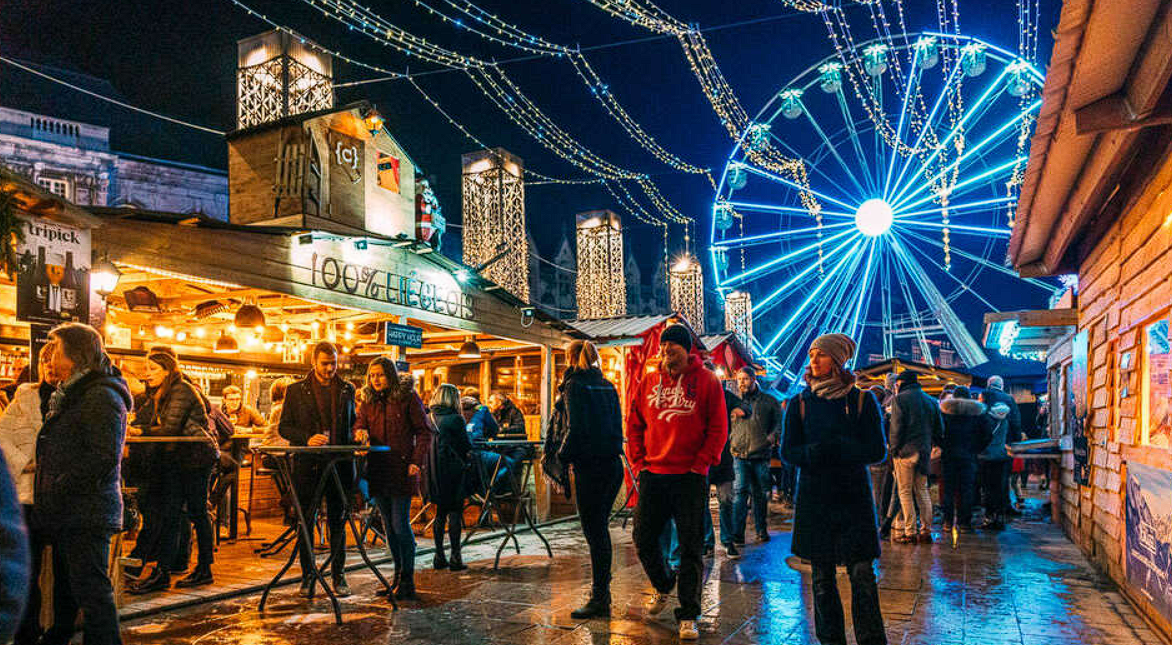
left=645, top=591, right=669, bottom=616
left=679, top=619, right=699, bottom=640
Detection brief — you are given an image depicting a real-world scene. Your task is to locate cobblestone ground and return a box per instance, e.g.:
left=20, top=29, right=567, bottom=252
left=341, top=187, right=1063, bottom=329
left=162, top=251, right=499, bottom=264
left=123, top=498, right=1165, bottom=644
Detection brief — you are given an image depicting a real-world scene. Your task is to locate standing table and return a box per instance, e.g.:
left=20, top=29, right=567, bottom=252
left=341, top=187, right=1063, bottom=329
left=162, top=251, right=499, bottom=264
left=464, top=439, right=552, bottom=569
left=255, top=445, right=397, bottom=624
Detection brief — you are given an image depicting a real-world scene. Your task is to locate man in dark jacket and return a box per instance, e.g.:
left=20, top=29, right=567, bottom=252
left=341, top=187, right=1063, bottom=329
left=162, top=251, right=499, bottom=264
left=36, top=324, right=130, bottom=645
left=278, top=342, right=358, bottom=597
left=731, top=366, right=782, bottom=545
left=888, top=370, right=943, bottom=543
left=980, top=376, right=1023, bottom=519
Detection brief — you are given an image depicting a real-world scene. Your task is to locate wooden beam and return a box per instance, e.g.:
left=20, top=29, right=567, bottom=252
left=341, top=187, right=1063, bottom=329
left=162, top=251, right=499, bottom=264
left=1075, top=92, right=1172, bottom=134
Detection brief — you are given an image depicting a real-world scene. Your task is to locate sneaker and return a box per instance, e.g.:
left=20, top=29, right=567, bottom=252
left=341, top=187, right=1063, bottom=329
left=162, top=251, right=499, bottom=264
left=679, top=620, right=699, bottom=640
left=724, top=543, right=741, bottom=560
left=645, top=591, right=670, bottom=616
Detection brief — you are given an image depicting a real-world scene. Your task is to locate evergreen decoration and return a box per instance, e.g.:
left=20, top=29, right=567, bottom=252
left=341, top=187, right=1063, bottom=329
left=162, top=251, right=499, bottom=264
left=0, top=191, right=25, bottom=279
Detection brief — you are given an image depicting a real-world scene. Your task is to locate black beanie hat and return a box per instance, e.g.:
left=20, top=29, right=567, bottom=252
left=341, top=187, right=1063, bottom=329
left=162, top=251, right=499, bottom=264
left=659, top=324, right=693, bottom=352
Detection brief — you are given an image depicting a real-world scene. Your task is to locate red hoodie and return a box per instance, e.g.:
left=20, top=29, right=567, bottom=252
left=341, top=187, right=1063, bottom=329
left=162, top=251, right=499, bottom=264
left=626, top=354, right=729, bottom=476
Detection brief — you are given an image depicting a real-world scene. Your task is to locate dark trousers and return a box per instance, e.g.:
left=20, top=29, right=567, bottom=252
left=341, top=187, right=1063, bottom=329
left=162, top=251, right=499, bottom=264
left=157, top=465, right=215, bottom=570
left=631, top=471, right=707, bottom=621
left=15, top=505, right=48, bottom=645
left=373, top=495, right=415, bottom=589
left=732, top=457, right=771, bottom=541
left=42, top=530, right=121, bottom=645
left=810, top=560, right=886, bottom=645
left=940, top=457, right=977, bottom=527
left=979, top=460, right=1010, bottom=521
left=572, top=456, right=624, bottom=598
left=295, top=467, right=348, bottom=580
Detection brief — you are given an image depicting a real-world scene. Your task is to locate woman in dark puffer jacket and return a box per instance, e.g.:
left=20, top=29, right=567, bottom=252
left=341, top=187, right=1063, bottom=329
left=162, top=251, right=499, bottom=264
left=128, top=347, right=218, bottom=594
left=937, top=387, right=992, bottom=532
left=426, top=383, right=472, bottom=572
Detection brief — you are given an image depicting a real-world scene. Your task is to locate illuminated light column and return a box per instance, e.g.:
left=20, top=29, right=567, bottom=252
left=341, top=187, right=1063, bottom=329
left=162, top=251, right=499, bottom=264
left=461, top=148, right=529, bottom=301
left=575, top=210, right=626, bottom=319
left=236, top=30, right=334, bottom=129
left=724, top=290, right=752, bottom=347
left=670, top=254, right=705, bottom=333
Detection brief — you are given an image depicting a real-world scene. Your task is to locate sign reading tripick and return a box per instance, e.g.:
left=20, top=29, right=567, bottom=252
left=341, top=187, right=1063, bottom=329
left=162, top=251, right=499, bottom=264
left=384, top=321, right=423, bottom=348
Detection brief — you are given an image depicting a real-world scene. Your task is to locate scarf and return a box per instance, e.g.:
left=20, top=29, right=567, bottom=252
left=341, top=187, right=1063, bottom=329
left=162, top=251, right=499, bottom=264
left=809, top=374, right=855, bottom=400
left=48, top=368, right=90, bottom=418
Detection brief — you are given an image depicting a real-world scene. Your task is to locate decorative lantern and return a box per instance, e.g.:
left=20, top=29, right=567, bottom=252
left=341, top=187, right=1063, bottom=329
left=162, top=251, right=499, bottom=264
left=90, top=256, right=121, bottom=297
left=863, top=43, right=889, bottom=77
left=961, top=43, right=987, bottom=77
left=913, top=36, right=939, bottom=69
left=779, top=88, right=804, bottom=120
left=575, top=210, right=627, bottom=320
left=669, top=254, right=705, bottom=334
left=724, top=290, right=753, bottom=348
left=1005, top=60, right=1033, bottom=97
left=818, top=62, right=842, bottom=93
left=236, top=30, right=334, bottom=129
left=461, top=148, right=529, bottom=301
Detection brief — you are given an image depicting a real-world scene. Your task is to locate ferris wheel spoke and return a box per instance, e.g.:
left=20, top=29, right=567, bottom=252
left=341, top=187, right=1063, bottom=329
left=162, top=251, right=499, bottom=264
left=890, top=99, right=1040, bottom=210
left=713, top=220, right=855, bottom=250
left=882, top=52, right=924, bottom=200
left=872, top=75, right=886, bottom=196
left=750, top=233, right=862, bottom=316
left=721, top=227, right=858, bottom=288
left=888, top=57, right=966, bottom=200
left=847, top=238, right=881, bottom=344
left=897, top=230, right=1001, bottom=311
left=895, top=156, right=1025, bottom=213
left=893, top=196, right=1016, bottom=219
left=834, top=90, right=879, bottom=195
left=898, top=220, right=1011, bottom=237
left=884, top=239, right=938, bottom=366
left=888, top=67, right=1014, bottom=207
left=760, top=237, right=867, bottom=353
left=900, top=228, right=1056, bottom=291
left=769, top=133, right=865, bottom=204
left=797, top=110, right=871, bottom=201
left=738, top=164, right=860, bottom=212
left=723, top=201, right=856, bottom=219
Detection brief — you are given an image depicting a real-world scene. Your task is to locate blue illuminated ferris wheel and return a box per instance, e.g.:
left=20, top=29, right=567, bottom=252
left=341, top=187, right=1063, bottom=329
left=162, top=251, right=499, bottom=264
left=710, top=32, right=1060, bottom=389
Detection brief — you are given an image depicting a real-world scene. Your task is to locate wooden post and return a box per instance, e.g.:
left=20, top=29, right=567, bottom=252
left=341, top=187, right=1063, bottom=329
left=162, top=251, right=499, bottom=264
left=536, top=343, right=554, bottom=520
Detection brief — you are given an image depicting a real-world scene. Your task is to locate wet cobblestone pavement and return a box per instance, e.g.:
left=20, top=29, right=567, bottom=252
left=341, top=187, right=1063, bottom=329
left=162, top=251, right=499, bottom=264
left=123, top=499, right=1165, bottom=644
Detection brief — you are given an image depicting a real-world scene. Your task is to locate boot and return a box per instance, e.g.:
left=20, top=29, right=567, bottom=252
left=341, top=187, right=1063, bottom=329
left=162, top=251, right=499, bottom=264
left=174, top=564, right=214, bottom=588
left=570, top=593, right=611, bottom=619
left=448, top=550, right=467, bottom=572
left=433, top=551, right=449, bottom=570
left=127, top=567, right=171, bottom=594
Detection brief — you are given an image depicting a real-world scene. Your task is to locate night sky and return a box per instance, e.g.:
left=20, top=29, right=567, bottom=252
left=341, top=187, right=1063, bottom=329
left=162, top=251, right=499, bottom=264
left=0, top=0, right=1059, bottom=338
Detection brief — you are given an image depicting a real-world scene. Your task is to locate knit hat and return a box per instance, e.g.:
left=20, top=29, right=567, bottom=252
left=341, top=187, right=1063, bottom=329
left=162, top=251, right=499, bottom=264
left=809, top=333, right=855, bottom=368
left=659, top=324, right=693, bottom=352
left=895, top=370, right=919, bottom=386
left=987, top=375, right=1005, bottom=391
left=147, top=345, right=178, bottom=372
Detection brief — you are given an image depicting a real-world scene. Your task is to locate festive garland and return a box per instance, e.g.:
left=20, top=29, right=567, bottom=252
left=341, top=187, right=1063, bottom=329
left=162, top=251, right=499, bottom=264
left=0, top=191, right=26, bottom=279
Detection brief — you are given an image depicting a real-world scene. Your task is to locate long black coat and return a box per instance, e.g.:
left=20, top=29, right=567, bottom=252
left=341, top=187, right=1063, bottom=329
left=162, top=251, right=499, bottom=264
left=781, top=387, right=887, bottom=564
left=426, top=405, right=471, bottom=511
left=34, top=362, right=132, bottom=533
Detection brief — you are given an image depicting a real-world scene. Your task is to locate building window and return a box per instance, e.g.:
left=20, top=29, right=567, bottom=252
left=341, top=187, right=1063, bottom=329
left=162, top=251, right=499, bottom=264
left=1142, top=318, right=1171, bottom=448
left=35, top=177, right=70, bottom=200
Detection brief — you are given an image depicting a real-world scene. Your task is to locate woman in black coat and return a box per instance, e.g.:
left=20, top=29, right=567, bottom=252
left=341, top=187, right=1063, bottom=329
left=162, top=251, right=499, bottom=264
left=426, top=383, right=472, bottom=571
left=781, top=333, right=887, bottom=645
left=128, top=347, right=219, bottom=594
left=938, top=387, right=992, bottom=532
left=544, top=340, right=624, bottom=619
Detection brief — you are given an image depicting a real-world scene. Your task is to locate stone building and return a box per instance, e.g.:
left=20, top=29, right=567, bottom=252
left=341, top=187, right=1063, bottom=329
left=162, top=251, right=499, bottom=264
left=1010, top=0, right=1172, bottom=635
left=0, top=58, right=228, bottom=218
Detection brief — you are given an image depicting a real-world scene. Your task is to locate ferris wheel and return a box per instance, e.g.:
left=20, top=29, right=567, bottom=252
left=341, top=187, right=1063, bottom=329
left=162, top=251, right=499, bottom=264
left=709, top=32, right=1059, bottom=390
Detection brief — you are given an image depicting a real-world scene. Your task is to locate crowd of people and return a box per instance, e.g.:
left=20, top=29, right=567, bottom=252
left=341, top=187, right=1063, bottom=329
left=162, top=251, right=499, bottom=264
left=0, top=319, right=1035, bottom=645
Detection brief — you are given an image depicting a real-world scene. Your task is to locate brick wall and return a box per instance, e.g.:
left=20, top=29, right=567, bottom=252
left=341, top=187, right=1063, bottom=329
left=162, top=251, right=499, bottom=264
left=1059, top=147, right=1172, bottom=635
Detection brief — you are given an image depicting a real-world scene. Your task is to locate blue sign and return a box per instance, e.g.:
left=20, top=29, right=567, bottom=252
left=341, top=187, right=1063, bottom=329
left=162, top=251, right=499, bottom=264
left=384, top=322, right=423, bottom=348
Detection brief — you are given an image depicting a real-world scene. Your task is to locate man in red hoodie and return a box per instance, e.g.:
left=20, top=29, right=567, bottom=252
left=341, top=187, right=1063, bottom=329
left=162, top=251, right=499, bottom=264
left=627, top=325, right=728, bottom=641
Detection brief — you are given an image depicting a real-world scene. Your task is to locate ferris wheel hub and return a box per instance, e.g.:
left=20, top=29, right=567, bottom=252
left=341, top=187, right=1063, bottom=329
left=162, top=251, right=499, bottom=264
left=855, top=198, right=894, bottom=236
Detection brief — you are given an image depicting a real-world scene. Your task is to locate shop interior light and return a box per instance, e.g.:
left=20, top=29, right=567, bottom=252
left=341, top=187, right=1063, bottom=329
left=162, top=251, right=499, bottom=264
left=458, top=338, right=482, bottom=359
left=193, top=327, right=206, bottom=339
left=214, top=330, right=240, bottom=354
left=91, top=256, right=122, bottom=297
left=175, top=331, right=188, bottom=342
left=234, top=303, right=266, bottom=330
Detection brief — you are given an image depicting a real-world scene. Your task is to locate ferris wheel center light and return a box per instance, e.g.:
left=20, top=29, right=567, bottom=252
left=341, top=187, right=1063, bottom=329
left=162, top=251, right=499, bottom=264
left=855, top=199, right=894, bottom=236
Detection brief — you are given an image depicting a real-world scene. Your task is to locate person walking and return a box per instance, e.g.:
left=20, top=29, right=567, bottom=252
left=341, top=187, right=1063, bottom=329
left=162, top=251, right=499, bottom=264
left=977, top=378, right=1015, bottom=531
left=781, top=333, right=887, bottom=645
left=426, top=383, right=471, bottom=572
left=888, top=371, right=943, bottom=544
left=35, top=323, right=131, bottom=645
left=937, top=387, right=992, bottom=532
left=0, top=344, right=56, bottom=645
left=627, top=324, right=727, bottom=641
left=980, top=376, right=1022, bottom=520
left=354, top=356, right=432, bottom=600
left=128, top=347, right=219, bottom=593
left=279, top=342, right=358, bottom=597
left=544, top=340, right=625, bottom=618
left=731, top=366, right=783, bottom=545
left=705, top=362, right=750, bottom=559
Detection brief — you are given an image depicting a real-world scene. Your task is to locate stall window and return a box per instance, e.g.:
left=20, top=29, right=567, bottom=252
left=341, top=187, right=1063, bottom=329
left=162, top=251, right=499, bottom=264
left=36, top=177, right=70, bottom=199
left=1142, top=318, right=1171, bottom=448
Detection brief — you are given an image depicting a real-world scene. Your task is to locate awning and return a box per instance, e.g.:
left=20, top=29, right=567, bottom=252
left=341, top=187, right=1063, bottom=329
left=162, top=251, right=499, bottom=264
left=982, top=308, right=1077, bottom=358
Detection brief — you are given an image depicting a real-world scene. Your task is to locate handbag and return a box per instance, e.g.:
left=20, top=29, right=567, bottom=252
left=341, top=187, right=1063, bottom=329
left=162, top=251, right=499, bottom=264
left=540, top=400, right=571, bottom=498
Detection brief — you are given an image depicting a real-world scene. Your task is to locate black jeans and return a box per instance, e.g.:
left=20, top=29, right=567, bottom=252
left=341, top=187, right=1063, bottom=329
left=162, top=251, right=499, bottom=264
left=810, top=560, right=886, bottom=645
left=15, top=505, right=48, bottom=645
left=940, top=457, right=977, bottom=527
left=157, top=465, right=215, bottom=569
left=979, top=460, right=1010, bottom=521
left=631, top=471, right=707, bottom=621
left=42, top=529, right=122, bottom=645
left=572, top=456, right=624, bottom=598
left=295, top=465, right=348, bottom=580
